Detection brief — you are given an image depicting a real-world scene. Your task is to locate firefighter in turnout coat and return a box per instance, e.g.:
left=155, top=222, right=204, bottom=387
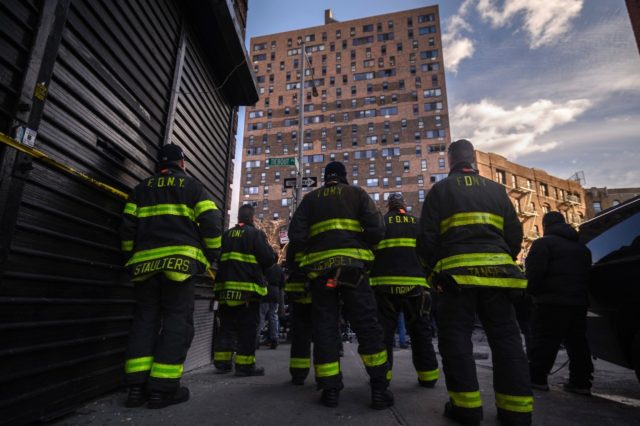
left=120, top=143, right=222, bottom=409
left=370, top=193, right=439, bottom=388
left=213, top=204, right=276, bottom=376
left=288, top=161, right=393, bottom=409
left=418, top=139, right=533, bottom=426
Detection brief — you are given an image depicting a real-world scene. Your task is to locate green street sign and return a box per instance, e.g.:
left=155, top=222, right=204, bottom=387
left=267, top=157, right=296, bottom=166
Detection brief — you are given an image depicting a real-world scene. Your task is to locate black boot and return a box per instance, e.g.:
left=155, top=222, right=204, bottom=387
left=291, top=376, right=306, bottom=385
left=235, top=365, right=265, bottom=377
left=321, top=388, right=340, bottom=407
left=418, top=379, right=437, bottom=388
left=214, top=362, right=232, bottom=374
left=147, top=387, right=190, bottom=409
left=444, top=401, right=482, bottom=426
left=371, top=388, right=394, bottom=409
left=125, top=385, right=148, bottom=408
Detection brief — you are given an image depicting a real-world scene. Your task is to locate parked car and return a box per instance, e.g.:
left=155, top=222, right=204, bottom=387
left=579, top=196, right=640, bottom=383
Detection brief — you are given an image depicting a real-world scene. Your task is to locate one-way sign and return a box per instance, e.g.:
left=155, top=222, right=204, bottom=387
left=284, top=177, right=318, bottom=188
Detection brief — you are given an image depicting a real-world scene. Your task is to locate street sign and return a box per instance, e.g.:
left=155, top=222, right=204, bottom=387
left=267, top=157, right=296, bottom=166
left=279, top=231, right=289, bottom=245
left=284, top=176, right=318, bottom=188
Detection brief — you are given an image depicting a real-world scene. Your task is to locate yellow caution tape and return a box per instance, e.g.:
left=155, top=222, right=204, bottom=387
left=0, top=131, right=128, bottom=200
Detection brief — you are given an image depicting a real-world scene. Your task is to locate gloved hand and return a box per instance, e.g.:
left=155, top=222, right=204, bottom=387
left=433, top=272, right=461, bottom=295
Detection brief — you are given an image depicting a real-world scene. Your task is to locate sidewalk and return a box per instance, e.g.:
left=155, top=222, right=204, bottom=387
left=55, top=336, right=640, bottom=425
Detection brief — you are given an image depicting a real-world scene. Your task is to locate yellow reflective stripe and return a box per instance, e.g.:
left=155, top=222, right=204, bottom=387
left=495, top=393, right=533, bottom=413
left=440, top=212, right=504, bottom=234
left=369, top=276, right=428, bottom=286
left=386, top=370, right=393, bottom=381
left=436, top=253, right=517, bottom=270
left=220, top=251, right=257, bottom=264
left=150, top=362, right=183, bottom=379
left=235, top=355, right=256, bottom=365
left=194, top=200, right=218, bottom=217
left=123, top=202, right=137, bottom=216
left=315, top=361, right=340, bottom=377
left=360, top=350, right=388, bottom=367
left=417, top=368, right=439, bottom=381
left=284, top=282, right=306, bottom=292
left=299, top=248, right=374, bottom=267
left=449, top=390, right=482, bottom=408
left=221, top=300, right=246, bottom=307
left=373, top=238, right=416, bottom=250
left=297, top=295, right=312, bottom=304
left=126, top=245, right=209, bottom=266
left=290, top=357, right=311, bottom=369
left=163, top=271, right=191, bottom=282
left=125, top=356, right=153, bottom=373
left=137, top=204, right=195, bottom=220
left=214, top=352, right=233, bottom=361
left=451, top=275, right=527, bottom=289
left=309, top=218, right=362, bottom=237
left=214, top=281, right=268, bottom=296
left=204, top=236, right=221, bottom=249
left=121, top=240, right=133, bottom=251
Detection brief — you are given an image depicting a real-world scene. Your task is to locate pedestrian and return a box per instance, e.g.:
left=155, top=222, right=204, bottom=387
left=370, top=193, right=439, bottom=388
left=258, top=261, right=285, bottom=349
left=213, top=205, right=276, bottom=376
left=120, top=143, right=222, bottom=409
left=288, top=161, right=394, bottom=409
left=418, top=139, right=533, bottom=426
left=526, top=211, right=594, bottom=395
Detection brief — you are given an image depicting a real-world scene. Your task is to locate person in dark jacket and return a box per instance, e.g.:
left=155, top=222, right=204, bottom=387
left=370, top=193, right=439, bottom=388
left=526, top=211, right=593, bottom=395
left=213, top=205, right=276, bottom=376
left=288, top=161, right=393, bottom=409
left=258, top=262, right=285, bottom=349
left=120, top=143, right=222, bottom=409
left=418, top=139, right=532, bottom=426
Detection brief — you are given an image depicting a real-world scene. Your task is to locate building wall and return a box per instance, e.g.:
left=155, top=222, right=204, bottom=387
left=627, top=0, right=640, bottom=54
left=475, top=151, right=587, bottom=259
left=584, top=187, right=640, bottom=218
left=241, top=6, right=450, bottom=220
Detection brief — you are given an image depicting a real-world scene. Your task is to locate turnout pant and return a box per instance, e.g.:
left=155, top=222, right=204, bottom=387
left=289, top=301, right=314, bottom=381
left=376, top=292, right=439, bottom=385
left=310, top=273, right=389, bottom=390
left=437, top=288, right=533, bottom=425
left=529, top=305, right=592, bottom=388
left=124, top=274, right=195, bottom=393
left=214, top=301, right=260, bottom=370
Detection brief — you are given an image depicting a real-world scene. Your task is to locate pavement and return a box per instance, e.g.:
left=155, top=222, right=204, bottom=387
left=56, top=331, right=640, bottom=426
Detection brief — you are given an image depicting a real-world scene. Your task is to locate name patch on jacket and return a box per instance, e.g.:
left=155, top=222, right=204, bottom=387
left=315, top=185, right=343, bottom=198
left=455, top=175, right=486, bottom=187
left=134, top=257, right=191, bottom=276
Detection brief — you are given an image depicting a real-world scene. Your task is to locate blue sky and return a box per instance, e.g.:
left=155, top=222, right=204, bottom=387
left=230, top=0, right=640, bottom=219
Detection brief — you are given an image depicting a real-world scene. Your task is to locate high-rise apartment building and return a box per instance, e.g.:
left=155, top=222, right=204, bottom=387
left=240, top=6, right=450, bottom=221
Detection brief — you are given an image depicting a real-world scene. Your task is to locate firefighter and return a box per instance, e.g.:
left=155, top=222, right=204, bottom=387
left=213, top=204, right=276, bottom=376
left=288, top=161, right=393, bottom=409
left=120, top=143, right=222, bottom=409
left=283, top=263, right=314, bottom=385
left=370, top=193, right=439, bottom=388
left=418, top=139, right=533, bottom=426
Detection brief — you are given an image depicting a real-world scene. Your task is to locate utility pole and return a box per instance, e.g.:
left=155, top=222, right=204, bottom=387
left=293, top=40, right=305, bottom=215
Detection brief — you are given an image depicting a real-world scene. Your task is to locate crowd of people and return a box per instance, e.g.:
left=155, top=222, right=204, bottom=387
left=118, top=140, right=594, bottom=426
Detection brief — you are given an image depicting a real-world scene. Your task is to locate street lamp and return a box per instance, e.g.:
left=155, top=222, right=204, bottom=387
left=292, top=40, right=317, bottom=215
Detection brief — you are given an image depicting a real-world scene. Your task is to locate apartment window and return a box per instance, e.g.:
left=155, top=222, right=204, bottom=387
left=418, top=189, right=426, bottom=202
left=352, top=164, right=359, bottom=177
left=540, top=183, right=548, bottom=197
left=403, top=161, right=410, bottom=172
left=395, top=176, right=402, bottom=187
left=367, top=178, right=379, bottom=187
left=421, top=159, right=427, bottom=171
left=418, top=175, right=424, bottom=187
left=593, top=201, right=602, bottom=213
left=369, top=163, right=376, bottom=176
left=496, top=169, right=506, bottom=184
left=415, top=144, right=422, bottom=156
left=438, top=158, right=445, bottom=169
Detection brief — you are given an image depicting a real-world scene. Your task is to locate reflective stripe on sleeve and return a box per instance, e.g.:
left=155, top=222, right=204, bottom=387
left=123, top=202, right=137, bottom=216
left=121, top=240, right=133, bottom=251
left=194, top=200, right=218, bottom=217
left=204, top=236, right=221, bottom=249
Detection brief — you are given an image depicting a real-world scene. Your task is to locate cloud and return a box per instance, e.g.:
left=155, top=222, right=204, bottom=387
left=442, top=0, right=476, bottom=73
left=451, top=98, right=592, bottom=158
left=476, top=0, right=584, bottom=48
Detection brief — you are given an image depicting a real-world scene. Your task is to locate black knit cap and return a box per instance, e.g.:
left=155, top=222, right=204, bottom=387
left=448, top=139, right=474, bottom=155
left=158, top=143, right=185, bottom=164
left=238, top=204, right=255, bottom=223
left=542, top=211, right=565, bottom=228
left=324, top=161, right=347, bottom=181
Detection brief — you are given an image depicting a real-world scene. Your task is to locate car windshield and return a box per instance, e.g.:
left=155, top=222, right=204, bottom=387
left=586, top=211, right=640, bottom=264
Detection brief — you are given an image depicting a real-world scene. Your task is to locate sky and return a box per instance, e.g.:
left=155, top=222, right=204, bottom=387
left=230, top=0, right=640, bottom=221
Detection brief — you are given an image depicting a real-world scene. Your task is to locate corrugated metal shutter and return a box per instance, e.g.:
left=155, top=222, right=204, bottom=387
left=0, top=0, right=181, bottom=423
left=0, top=0, right=40, bottom=133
